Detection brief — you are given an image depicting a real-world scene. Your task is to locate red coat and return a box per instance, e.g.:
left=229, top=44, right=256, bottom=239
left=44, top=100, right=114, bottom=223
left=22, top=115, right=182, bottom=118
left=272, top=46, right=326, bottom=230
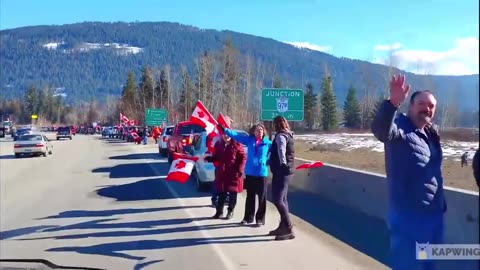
left=210, top=139, right=246, bottom=193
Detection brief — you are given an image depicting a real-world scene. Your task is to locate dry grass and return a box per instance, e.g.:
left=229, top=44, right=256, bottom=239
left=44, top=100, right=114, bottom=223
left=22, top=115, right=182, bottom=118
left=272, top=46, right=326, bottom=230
left=295, top=127, right=479, bottom=142
left=295, top=141, right=478, bottom=192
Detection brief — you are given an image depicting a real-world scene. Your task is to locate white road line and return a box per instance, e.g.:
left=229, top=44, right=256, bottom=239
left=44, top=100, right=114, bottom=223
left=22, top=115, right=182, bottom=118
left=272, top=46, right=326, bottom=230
left=147, top=160, right=238, bottom=270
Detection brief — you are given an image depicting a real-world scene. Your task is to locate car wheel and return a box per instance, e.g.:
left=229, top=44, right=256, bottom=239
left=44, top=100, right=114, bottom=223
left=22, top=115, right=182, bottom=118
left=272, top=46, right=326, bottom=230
left=43, top=152, right=47, bottom=157
left=57, top=137, right=60, bottom=140
left=69, top=137, right=72, bottom=140
left=15, top=153, right=21, bottom=158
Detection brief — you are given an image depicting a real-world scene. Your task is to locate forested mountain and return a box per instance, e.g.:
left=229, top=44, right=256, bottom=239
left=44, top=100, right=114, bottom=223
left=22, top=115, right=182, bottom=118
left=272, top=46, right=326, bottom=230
left=1, top=21, right=478, bottom=126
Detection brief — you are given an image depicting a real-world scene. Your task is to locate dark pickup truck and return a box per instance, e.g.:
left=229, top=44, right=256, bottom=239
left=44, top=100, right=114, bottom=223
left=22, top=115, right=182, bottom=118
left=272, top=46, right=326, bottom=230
left=166, top=121, right=205, bottom=163
left=57, top=127, right=73, bottom=140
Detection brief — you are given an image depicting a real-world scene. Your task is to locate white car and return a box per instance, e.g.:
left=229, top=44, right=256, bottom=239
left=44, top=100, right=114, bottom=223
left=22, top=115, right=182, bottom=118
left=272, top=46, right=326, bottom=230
left=158, top=125, right=174, bottom=157
left=14, top=133, right=53, bottom=158
left=190, top=129, right=248, bottom=191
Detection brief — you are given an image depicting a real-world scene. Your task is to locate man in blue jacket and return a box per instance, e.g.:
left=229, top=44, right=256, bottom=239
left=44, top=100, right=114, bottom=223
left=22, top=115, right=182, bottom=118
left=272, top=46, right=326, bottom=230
left=371, top=74, right=447, bottom=270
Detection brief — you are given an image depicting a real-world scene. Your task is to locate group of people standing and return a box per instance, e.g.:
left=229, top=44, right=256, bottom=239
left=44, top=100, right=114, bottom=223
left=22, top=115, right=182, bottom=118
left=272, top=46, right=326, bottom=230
left=204, top=115, right=296, bottom=241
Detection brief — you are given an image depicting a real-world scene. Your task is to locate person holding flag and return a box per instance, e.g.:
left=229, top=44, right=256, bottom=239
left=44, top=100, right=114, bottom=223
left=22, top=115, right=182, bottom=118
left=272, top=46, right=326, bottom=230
left=217, top=122, right=271, bottom=227
left=204, top=132, right=246, bottom=220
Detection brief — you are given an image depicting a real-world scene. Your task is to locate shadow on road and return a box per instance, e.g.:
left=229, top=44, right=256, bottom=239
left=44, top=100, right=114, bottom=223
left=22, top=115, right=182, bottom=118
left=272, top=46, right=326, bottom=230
left=109, top=153, right=161, bottom=160
left=92, top=162, right=169, bottom=178
left=45, top=235, right=272, bottom=263
left=95, top=178, right=207, bottom=201
left=2, top=216, right=212, bottom=241
left=106, top=140, right=131, bottom=144
left=19, top=222, right=241, bottom=241
left=37, top=205, right=211, bottom=219
left=267, top=184, right=390, bottom=266
left=0, top=154, right=16, bottom=160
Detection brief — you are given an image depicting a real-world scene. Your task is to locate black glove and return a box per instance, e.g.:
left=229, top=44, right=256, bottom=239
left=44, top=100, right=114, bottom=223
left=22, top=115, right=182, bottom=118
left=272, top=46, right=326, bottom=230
left=217, top=124, right=225, bottom=133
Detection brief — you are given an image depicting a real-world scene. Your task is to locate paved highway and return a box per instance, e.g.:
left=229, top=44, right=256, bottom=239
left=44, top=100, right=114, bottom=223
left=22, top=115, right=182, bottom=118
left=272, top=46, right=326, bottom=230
left=0, top=134, right=388, bottom=270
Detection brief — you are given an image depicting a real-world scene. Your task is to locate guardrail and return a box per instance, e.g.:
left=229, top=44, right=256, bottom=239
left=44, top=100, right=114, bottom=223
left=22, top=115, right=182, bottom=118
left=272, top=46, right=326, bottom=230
left=288, top=157, right=479, bottom=269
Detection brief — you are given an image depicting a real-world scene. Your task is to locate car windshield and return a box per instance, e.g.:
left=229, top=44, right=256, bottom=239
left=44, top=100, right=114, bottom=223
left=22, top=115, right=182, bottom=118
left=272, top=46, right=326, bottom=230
left=58, top=127, right=70, bottom=132
left=19, top=135, right=42, bottom=141
left=178, top=124, right=205, bottom=135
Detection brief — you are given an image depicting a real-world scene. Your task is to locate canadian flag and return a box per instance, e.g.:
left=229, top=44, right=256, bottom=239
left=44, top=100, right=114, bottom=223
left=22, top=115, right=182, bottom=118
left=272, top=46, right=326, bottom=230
left=190, top=101, right=217, bottom=135
left=120, top=113, right=129, bottom=123
left=296, top=161, right=324, bottom=170
left=166, top=153, right=199, bottom=183
left=217, top=113, right=231, bottom=134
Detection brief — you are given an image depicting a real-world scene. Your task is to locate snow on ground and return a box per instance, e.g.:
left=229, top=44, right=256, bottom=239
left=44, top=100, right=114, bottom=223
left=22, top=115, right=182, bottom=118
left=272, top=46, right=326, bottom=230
left=296, top=133, right=479, bottom=161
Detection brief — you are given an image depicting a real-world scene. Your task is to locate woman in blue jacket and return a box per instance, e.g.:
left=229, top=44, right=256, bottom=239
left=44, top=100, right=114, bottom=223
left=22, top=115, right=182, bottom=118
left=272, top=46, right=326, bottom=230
left=217, top=123, right=272, bottom=226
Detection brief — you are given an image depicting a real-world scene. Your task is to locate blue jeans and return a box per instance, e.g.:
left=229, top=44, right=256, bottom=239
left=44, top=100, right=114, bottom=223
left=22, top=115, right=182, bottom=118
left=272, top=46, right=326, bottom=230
left=388, top=211, right=444, bottom=270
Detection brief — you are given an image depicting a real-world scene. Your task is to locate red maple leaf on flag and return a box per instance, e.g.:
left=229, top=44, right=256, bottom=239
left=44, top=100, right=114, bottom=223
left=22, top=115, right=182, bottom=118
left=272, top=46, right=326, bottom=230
left=175, top=160, right=187, bottom=169
left=197, top=111, right=205, bottom=118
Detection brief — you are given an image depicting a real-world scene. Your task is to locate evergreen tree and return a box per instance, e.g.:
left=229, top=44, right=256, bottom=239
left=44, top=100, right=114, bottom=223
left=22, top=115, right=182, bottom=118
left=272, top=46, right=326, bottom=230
left=179, top=66, right=194, bottom=121
left=159, top=68, right=169, bottom=109
left=304, top=82, right=317, bottom=129
left=320, top=76, right=338, bottom=131
left=343, top=85, right=361, bottom=129
left=139, top=66, right=155, bottom=109
left=273, top=75, right=282, bottom=88
left=24, top=85, right=40, bottom=116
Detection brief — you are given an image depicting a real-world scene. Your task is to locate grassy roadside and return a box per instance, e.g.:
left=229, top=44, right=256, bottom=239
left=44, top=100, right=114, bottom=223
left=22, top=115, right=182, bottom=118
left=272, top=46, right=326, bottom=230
left=295, top=141, right=478, bottom=192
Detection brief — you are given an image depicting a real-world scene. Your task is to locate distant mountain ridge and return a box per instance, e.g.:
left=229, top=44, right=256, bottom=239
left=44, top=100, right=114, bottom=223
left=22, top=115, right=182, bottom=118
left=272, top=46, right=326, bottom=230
left=0, top=21, right=478, bottom=113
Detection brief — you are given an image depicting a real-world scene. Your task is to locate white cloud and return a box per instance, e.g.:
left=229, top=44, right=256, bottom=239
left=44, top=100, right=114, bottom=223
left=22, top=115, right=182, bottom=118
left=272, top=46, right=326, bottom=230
left=374, top=42, right=403, bottom=51
left=373, top=37, right=479, bottom=75
left=284, top=41, right=331, bottom=52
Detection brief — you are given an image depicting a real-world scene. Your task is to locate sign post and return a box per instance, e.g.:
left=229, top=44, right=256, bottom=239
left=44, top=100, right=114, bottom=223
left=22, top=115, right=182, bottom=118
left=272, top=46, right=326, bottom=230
left=145, top=108, right=168, bottom=126
left=261, top=88, right=304, bottom=121
left=31, top=114, right=38, bottom=125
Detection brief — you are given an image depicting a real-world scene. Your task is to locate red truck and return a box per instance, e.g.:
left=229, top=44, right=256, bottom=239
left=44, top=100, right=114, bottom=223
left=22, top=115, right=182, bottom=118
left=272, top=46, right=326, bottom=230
left=167, top=121, right=205, bottom=163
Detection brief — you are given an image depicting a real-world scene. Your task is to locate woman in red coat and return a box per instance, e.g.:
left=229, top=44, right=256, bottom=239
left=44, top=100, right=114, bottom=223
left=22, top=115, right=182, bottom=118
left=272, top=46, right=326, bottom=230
left=205, top=133, right=246, bottom=220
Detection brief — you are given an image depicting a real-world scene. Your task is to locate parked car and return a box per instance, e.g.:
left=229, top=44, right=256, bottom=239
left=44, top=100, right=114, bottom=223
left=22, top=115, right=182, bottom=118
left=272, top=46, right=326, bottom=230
left=14, top=133, right=53, bottom=158
left=190, top=129, right=248, bottom=191
left=158, top=125, right=174, bottom=157
left=166, top=121, right=205, bottom=163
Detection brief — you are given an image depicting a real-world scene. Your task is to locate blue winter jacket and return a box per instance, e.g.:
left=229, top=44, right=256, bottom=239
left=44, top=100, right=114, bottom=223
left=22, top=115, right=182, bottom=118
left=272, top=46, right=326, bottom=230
left=224, top=128, right=272, bottom=177
left=371, top=100, right=447, bottom=238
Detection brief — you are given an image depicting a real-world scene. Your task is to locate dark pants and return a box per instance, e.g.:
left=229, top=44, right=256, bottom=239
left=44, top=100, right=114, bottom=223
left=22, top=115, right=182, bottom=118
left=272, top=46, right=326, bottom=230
left=243, top=175, right=267, bottom=223
left=272, top=173, right=293, bottom=227
left=211, top=183, right=219, bottom=204
left=216, top=192, right=238, bottom=213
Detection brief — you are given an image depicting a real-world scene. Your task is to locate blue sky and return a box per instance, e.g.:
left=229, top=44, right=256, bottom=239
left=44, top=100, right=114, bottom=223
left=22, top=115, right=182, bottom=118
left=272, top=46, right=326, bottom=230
left=1, top=0, right=478, bottom=75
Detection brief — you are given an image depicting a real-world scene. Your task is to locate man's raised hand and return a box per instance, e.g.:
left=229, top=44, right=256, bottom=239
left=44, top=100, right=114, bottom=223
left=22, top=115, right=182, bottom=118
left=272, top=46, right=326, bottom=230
left=389, top=74, right=411, bottom=107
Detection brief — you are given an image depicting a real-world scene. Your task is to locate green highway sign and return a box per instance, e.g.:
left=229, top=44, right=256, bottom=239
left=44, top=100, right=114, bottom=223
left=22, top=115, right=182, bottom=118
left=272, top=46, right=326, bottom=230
left=261, top=88, right=304, bottom=121
left=145, top=108, right=168, bottom=126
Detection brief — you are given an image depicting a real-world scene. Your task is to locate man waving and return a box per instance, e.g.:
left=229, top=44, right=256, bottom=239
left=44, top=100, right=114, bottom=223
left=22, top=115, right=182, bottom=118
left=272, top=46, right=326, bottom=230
left=371, top=75, right=447, bottom=270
